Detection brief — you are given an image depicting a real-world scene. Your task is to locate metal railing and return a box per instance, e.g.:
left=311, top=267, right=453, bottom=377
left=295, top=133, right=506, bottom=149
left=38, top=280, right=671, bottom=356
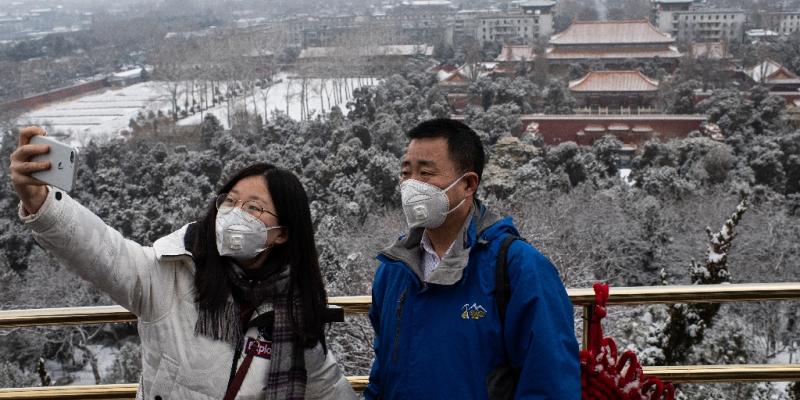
left=1, top=283, right=800, bottom=398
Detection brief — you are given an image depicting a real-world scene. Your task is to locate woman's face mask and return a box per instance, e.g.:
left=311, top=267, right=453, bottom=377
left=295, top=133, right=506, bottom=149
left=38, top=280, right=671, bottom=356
left=215, top=208, right=282, bottom=262
left=399, top=174, right=467, bottom=229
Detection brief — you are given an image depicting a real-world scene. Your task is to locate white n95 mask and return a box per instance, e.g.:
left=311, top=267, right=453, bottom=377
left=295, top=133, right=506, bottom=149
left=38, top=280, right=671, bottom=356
left=215, top=208, right=281, bottom=262
left=399, top=174, right=467, bottom=229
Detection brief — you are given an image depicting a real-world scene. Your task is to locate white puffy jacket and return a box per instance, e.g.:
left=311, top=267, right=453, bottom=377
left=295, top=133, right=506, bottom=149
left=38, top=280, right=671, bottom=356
left=20, top=188, right=358, bottom=400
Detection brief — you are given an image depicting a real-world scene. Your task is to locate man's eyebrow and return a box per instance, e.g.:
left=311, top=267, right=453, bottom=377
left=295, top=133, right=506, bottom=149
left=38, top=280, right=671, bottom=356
left=400, top=159, right=437, bottom=168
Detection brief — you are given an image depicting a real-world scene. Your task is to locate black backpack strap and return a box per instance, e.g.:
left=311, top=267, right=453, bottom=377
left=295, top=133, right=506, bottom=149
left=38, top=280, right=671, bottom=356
left=489, top=235, right=525, bottom=400
left=495, top=235, right=524, bottom=324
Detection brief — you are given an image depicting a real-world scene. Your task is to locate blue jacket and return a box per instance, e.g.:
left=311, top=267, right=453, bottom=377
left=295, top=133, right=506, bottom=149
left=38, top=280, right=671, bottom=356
left=366, top=203, right=580, bottom=400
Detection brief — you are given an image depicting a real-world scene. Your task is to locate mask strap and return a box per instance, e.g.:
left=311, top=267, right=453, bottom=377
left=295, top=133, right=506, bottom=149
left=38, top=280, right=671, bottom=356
left=444, top=197, right=467, bottom=216
left=443, top=173, right=470, bottom=215
left=443, top=173, right=468, bottom=193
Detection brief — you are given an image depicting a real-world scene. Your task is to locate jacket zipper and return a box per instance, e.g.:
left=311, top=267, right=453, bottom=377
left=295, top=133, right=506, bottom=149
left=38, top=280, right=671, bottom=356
left=391, top=289, right=408, bottom=363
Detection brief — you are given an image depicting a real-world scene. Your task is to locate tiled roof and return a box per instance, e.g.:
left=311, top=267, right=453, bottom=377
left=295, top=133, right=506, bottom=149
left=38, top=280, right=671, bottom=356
left=569, top=71, right=659, bottom=92
left=495, top=45, right=536, bottom=62
left=748, top=60, right=800, bottom=84
left=546, top=46, right=681, bottom=60
left=691, top=42, right=728, bottom=59
left=550, top=20, right=674, bottom=46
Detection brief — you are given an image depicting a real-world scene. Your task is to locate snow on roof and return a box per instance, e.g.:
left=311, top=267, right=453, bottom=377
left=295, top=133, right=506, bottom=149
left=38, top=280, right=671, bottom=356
left=584, top=125, right=606, bottom=132
left=517, top=0, right=557, bottom=7
left=691, top=42, right=728, bottom=59
left=495, top=45, right=536, bottom=62
left=569, top=70, right=659, bottom=92
left=608, top=123, right=630, bottom=131
left=748, top=60, right=800, bottom=84
left=112, top=68, right=143, bottom=79
left=746, top=29, right=779, bottom=38
left=437, top=69, right=454, bottom=81
left=550, top=20, right=674, bottom=46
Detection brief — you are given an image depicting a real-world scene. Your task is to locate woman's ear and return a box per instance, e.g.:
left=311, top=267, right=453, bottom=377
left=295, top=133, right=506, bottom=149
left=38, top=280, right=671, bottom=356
left=272, top=227, right=289, bottom=245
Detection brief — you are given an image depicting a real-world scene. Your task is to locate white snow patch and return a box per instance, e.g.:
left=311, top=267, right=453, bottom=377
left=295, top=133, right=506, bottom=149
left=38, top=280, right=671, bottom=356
left=176, top=73, right=376, bottom=129
left=619, top=168, right=634, bottom=186
left=16, top=73, right=377, bottom=146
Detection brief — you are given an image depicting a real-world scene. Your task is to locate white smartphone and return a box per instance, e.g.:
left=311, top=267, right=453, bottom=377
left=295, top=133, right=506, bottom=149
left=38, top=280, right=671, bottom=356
left=29, top=135, right=79, bottom=192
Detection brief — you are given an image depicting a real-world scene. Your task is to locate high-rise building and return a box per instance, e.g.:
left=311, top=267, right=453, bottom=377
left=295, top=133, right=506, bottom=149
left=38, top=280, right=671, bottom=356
left=652, top=0, right=745, bottom=42
left=474, top=1, right=556, bottom=44
left=760, top=12, right=800, bottom=36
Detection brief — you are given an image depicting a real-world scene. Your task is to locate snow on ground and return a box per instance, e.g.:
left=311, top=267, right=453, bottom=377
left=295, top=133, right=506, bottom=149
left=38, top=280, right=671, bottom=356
left=15, top=73, right=376, bottom=146
left=16, top=82, right=171, bottom=147
left=42, top=344, right=117, bottom=385
left=619, top=168, right=634, bottom=186
left=177, top=73, right=376, bottom=129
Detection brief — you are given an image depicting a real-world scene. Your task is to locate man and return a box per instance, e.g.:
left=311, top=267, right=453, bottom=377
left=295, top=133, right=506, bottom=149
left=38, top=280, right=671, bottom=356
left=366, top=118, right=579, bottom=399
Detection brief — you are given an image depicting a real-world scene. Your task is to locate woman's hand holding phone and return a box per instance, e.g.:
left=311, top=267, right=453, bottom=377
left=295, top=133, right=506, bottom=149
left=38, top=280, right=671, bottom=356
left=9, top=126, right=51, bottom=215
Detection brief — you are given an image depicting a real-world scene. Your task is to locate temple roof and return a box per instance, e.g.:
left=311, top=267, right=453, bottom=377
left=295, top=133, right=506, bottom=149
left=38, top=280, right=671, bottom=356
left=569, top=70, right=659, bottom=92
left=546, top=46, right=681, bottom=60
left=495, top=45, right=536, bottom=62
left=550, top=20, right=674, bottom=46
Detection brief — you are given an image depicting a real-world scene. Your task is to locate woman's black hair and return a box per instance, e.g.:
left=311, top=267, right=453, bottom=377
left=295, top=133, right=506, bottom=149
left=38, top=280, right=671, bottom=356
left=191, top=163, right=328, bottom=348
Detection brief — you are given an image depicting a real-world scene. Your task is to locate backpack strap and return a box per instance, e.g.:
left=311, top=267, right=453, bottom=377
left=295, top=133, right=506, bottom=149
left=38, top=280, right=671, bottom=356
left=495, top=235, right=524, bottom=324
left=488, top=235, right=526, bottom=400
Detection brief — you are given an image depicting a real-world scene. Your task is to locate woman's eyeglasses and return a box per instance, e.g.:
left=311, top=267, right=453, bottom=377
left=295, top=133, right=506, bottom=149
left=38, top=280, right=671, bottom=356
left=215, top=194, right=278, bottom=220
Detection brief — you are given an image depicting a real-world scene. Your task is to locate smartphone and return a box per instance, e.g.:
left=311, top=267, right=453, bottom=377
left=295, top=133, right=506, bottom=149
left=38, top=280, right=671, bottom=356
left=29, top=135, right=79, bottom=192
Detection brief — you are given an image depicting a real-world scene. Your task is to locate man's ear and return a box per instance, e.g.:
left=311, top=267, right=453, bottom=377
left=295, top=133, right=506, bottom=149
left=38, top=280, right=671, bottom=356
left=463, top=172, right=480, bottom=197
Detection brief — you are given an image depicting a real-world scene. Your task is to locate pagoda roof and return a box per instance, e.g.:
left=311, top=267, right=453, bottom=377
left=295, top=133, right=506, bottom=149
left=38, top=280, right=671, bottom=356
left=546, top=46, right=681, bottom=61
left=550, top=20, right=674, bottom=46
left=748, top=60, right=800, bottom=85
left=569, top=70, right=659, bottom=92
left=495, top=45, right=536, bottom=62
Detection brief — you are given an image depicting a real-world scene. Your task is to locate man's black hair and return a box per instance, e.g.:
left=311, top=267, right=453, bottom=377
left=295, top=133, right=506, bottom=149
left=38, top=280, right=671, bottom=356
left=406, top=118, right=486, bottom=180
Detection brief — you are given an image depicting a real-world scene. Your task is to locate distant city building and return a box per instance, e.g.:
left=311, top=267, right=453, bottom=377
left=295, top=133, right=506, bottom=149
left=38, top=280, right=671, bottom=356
left=760, top=12, right=800, bottom=36
left=475, top=1, right=556, bottom=44
left=241, top=0, right=559, bottom=50
left=569, top=70, right=660, bottom=112
left=385, top=0, right=457, bottom=15
left=652, top=0, right=745, bottom=42
left=546, top=20, right=681, bottom=66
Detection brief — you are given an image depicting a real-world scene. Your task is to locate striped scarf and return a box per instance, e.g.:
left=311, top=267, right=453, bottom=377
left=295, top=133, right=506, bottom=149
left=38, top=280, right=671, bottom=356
left=195, top=263, right=307, bottom=400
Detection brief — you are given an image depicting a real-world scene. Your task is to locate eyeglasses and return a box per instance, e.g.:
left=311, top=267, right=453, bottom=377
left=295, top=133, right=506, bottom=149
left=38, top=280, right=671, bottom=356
left=215, top=194, right=278, bottom=220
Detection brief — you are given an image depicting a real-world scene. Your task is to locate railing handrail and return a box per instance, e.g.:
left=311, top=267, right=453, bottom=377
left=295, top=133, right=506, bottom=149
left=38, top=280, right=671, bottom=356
left=3, top=366, right=800, bottom=399
left=2, top=283, right=800, bottom=328
left=4, top=283, right=800, bottom=393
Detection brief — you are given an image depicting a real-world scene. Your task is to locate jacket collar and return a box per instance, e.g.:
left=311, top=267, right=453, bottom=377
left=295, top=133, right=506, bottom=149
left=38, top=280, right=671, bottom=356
left=380, top=200, right=504, bottom=286
left=153, top=223, right=194, bottom=261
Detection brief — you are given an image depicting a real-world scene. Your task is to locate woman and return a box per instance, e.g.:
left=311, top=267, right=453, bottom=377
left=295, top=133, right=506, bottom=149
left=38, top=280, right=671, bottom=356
left=9, top=126, right=357, bottom=400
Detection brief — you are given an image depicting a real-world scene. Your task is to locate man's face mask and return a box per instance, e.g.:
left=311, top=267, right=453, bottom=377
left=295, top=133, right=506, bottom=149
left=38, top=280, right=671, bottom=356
left=399, top=174, right=467, bottom=229
left=215, top=208, right=282, bottom=262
